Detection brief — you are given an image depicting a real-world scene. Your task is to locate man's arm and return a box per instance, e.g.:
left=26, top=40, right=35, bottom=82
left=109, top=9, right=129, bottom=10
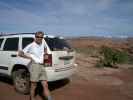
left=18, top=50, right=42, bottom=63
left=18, top=50, right=32, bottom=60
left=44, top=47, right=47, bottom=54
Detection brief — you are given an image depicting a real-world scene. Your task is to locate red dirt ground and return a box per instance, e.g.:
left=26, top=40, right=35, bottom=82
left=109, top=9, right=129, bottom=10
left=0, top=53, right=133, bottom=100
left=0, top=38, right=133, bottom=100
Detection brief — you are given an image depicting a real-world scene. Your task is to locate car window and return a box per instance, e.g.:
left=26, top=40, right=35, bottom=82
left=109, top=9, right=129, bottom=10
left=3, top=38, right=19, bottom=51
left=44, top=37, right=71, bottom=51
left=0, top=38, right=4, bottom=48
left=22, top=37, right=34, bottom=49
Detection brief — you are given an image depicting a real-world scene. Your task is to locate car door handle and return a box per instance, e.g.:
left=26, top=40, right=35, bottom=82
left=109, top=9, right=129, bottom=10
left=11, top=54, right=17, bottom=57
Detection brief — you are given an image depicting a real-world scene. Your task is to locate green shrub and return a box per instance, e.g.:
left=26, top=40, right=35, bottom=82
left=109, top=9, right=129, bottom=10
left=100, top=46, right=129, bottom=67
left=95, top=59, right=104, bottom=68
left=127, top=54, right=133, bottom=64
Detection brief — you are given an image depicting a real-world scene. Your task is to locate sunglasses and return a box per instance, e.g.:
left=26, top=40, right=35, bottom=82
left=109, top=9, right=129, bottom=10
left=35, top=36, right=43, bottom=38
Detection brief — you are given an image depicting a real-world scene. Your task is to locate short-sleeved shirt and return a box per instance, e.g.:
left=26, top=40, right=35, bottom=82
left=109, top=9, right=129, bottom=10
left=23, top=40, right=46, bottom=64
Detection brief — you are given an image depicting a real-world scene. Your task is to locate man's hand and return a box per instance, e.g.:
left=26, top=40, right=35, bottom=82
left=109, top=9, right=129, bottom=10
left=44, top=53, right=49, bottom=60
left=18, top=50, right=24, bottom=57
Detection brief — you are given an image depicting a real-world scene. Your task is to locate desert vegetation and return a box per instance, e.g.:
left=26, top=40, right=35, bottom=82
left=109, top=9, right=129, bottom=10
left=68, top=36, right=133, bottom=68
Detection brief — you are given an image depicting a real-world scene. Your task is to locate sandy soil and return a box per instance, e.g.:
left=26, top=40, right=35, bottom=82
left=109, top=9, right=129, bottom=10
left=0, top=53, right=133, bottom=100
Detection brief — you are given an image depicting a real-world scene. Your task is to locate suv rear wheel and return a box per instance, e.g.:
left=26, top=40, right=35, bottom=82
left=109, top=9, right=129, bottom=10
left=12, top=69, right=30, bottom=94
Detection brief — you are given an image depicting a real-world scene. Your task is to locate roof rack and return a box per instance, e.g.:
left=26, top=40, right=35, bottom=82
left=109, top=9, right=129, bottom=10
left=0, top=33, right=35, bottom=36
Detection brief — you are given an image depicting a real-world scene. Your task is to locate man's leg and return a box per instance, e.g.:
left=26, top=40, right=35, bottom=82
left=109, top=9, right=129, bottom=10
left=30, top=82, right=37, bottom=100
left=41, top=80, right=52, bottom=100
left=30, top=63, right=40, bottom=100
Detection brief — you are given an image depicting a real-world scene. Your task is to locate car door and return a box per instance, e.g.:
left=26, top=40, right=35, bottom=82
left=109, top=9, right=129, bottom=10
left=0, top=38, right=5, bottom=74
left=0, top=37, right=19, bottom=74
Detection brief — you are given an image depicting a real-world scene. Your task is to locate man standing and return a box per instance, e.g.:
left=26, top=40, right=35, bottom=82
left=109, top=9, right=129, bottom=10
left=18, top=31, right=52, bottom=100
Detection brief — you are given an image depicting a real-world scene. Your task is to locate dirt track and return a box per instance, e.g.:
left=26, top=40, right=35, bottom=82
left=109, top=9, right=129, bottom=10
left=0, top=53, right=133, bottom=100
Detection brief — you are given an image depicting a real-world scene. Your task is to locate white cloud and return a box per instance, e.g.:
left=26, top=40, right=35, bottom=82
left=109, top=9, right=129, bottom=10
left=0, top=8, right=44, bottom=25
left=97, top=0, right=115, bottom=10
left=0, top=0, right=133, bottom=37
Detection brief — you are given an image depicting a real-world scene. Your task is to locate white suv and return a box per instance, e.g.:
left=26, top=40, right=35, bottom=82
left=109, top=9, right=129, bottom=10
left=0, top=33, right=77, bottom=94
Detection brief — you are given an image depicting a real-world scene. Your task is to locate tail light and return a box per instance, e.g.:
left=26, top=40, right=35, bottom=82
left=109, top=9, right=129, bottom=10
left=43, top=54, right=52, bottom=66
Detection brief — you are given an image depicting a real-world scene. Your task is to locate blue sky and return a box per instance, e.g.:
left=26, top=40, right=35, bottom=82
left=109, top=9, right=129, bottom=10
left=0, top=0, right=133, bottom=37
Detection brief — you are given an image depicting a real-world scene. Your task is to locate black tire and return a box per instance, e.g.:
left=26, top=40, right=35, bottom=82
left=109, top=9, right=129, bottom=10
left=12, top=69, right=30, bottom=94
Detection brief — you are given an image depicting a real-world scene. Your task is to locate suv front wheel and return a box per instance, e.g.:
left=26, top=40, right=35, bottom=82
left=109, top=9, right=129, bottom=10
left=12, top=69, right=30, bottom=94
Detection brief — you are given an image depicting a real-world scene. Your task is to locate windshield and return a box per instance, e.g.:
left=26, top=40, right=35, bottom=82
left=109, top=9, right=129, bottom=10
left=44, top=37, right=71, bottom=51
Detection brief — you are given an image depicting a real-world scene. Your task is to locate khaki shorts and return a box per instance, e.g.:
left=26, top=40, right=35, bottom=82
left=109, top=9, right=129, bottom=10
left=30, top=63, right=47, bottom=82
